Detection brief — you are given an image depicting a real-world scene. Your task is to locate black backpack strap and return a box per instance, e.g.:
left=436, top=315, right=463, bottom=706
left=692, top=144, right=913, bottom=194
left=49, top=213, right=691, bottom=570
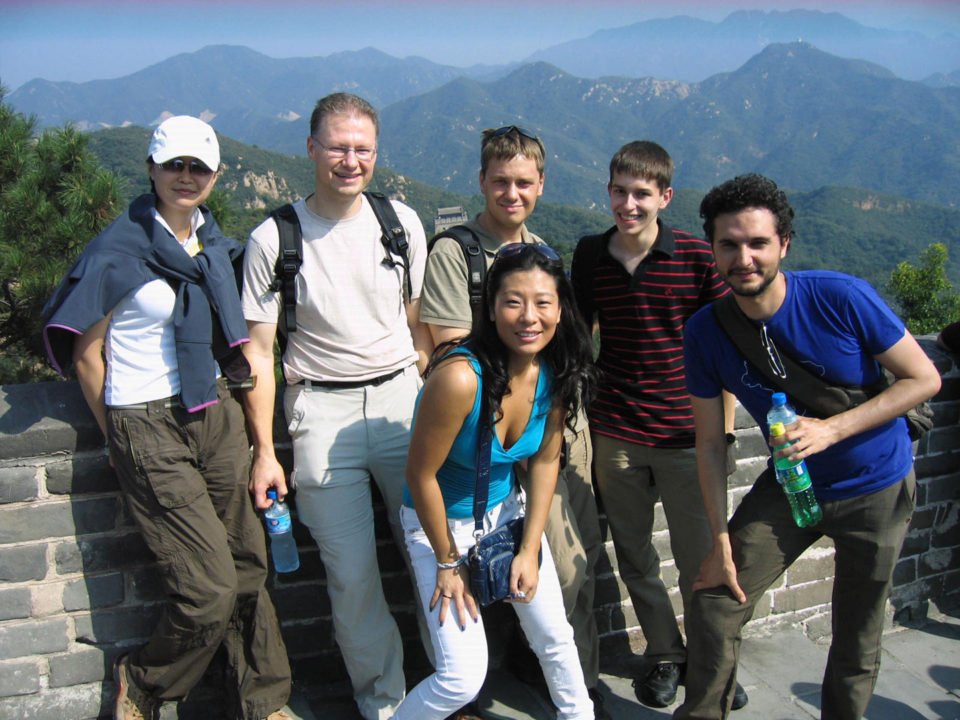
left=428, top=225, right=486, bottom=326
left=472, top=380, right=493, bottom=535
left=268, top=203, right=302, bottom=337
left=571, top=231, right=611, bottom=326
left=365, top=191, right=412, bottom=303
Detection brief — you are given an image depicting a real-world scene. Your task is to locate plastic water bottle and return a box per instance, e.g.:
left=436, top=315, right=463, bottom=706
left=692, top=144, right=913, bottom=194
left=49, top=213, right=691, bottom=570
left=264, top=490, right=300, bottom=573
left=767, top=393, right=823, bottom=528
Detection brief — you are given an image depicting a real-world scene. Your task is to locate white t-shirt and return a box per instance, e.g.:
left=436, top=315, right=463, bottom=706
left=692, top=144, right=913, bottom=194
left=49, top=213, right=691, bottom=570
left=105, top=209, right=205, bottom=406
left=241, top=195, right=427, bottom=383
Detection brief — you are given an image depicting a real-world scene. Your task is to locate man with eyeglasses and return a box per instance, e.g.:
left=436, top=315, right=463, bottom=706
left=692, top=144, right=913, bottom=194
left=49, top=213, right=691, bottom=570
left=241, top=92, right=431, bottom=720
left=677, top=174, right=940, bottom=720
left=419, top=126, right=607, bottom=720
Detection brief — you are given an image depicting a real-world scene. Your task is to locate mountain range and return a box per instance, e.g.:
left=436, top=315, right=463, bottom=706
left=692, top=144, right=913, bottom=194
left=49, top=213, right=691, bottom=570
left=7, top=10, right=960, bottom=215
left=12, top=39, right=960, bottom=211
left=380, top=43, right=960, bottom=209
left=526, top=10, right=960, bottom=83
left=8, top=45, right=493, bottom=155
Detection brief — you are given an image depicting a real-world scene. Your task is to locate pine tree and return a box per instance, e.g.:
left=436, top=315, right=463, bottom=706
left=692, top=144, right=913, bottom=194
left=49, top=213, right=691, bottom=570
left=888, top=242, right=960, bottom=336
left=0, top=88, right=122, bottom=382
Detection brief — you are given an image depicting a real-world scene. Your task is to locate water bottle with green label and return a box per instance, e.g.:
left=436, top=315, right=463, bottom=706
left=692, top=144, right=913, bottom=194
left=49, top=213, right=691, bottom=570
left=767, top=393, right=823, bottom=528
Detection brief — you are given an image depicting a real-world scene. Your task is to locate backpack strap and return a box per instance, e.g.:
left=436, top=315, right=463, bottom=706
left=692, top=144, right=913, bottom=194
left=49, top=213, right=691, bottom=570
left=571, top=231, right=610, bottom=326
left=268, top=203, right=302, bottom=338
left=365, top=191, right=412, bottom=303
left=428, top=225, right=486, bottom=326
left=268, top=193, right=413, bottom=345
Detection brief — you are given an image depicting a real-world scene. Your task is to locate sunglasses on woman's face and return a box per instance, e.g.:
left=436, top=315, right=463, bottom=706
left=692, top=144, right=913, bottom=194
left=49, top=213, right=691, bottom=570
left=158, top=158, right=214, bottom=177
left=494, top=242, right=561, bottom=264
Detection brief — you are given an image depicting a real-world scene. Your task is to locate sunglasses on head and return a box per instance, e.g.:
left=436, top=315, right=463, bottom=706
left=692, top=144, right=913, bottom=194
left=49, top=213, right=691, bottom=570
left=489, top=125, right=541, bottom=143
left=158, top=158, right=214, bottom=177
left=494, top=242, right=561, bottom=264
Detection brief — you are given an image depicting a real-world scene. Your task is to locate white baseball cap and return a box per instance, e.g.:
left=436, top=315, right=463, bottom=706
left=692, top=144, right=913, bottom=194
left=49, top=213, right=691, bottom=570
left=148, top=116, right=220, bottom=171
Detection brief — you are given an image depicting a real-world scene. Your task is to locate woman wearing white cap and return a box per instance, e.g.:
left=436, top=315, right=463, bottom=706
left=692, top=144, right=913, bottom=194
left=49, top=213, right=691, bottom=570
left=43, top=116, right=292, bottom=720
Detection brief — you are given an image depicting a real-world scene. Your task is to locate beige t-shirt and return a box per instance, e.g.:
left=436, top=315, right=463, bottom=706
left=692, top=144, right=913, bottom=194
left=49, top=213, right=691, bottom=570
left=419, top=217, right=541, bottom=330
left=242, top=195, right=426, bottom=382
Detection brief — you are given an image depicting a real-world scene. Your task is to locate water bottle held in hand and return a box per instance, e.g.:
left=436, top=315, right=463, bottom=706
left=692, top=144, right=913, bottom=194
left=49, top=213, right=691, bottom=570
left=766, top=391, right=798, bottom=440
left=767, top=393, right=823, bottom=528
left=264, top=489, right=300, bottom=573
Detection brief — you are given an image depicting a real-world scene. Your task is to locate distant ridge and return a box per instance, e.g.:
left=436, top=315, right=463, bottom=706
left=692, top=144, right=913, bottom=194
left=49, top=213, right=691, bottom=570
left=8, top=45, right=500, bottom=154
left=8, top=16, right=960, bottom=210
left=525, top=9, right=960, bottom=82
left=381, top=43, right=960, bottom=208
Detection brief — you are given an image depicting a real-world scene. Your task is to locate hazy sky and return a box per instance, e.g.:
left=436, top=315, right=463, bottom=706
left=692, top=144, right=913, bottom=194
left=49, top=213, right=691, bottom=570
left=2, top=0, right=958, bottom=91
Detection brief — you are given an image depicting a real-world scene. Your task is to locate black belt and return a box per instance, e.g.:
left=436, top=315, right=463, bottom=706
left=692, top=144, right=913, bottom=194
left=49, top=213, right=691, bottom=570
left=296, top=367, right=404, bottom=390
left=109, top=397, right=182, bottom=411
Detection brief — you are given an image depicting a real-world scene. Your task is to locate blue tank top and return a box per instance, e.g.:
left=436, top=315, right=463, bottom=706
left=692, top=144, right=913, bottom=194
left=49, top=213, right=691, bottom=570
left=403, top=348, right=554, bottom=518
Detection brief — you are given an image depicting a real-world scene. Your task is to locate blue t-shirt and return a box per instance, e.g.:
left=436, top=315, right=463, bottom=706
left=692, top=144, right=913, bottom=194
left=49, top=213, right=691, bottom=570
left=402, top=349, right=554, bottom=518
left=684, top=270, right=912, bottom=500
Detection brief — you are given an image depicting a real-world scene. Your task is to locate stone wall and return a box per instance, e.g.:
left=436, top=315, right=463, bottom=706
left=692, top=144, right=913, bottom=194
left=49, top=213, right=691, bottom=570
left=0, top=339, right=957, bottom=718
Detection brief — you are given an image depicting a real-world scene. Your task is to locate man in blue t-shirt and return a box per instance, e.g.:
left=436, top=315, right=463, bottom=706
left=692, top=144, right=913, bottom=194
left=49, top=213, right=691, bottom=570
left=675, top=174, right=940, bottom=720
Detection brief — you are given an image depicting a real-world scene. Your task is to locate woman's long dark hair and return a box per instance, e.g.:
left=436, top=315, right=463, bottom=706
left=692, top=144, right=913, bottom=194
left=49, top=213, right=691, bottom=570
left=426, top=245, right=595, bottom=433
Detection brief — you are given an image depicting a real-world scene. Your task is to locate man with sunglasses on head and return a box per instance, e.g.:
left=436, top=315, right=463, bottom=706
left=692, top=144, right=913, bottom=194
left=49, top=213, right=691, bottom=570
left=571, top=141, right=744, bottom=712
left=241, top=92, right=432, bottom=720
left=419, top=125, right=607, bottom=720
left=676, top=174, right=940, bottom=719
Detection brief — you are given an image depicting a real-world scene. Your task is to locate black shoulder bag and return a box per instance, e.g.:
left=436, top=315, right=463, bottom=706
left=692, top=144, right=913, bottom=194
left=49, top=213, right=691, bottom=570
left=467, top=388, right=542, bottom=607
left=712, top=295, right=934, bottom=440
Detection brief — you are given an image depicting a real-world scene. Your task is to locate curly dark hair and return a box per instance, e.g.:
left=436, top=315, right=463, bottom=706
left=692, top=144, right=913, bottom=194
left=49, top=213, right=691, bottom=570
left=699, top=174, right=795, bottom=244
left=426, top=245, right=595, bottom=434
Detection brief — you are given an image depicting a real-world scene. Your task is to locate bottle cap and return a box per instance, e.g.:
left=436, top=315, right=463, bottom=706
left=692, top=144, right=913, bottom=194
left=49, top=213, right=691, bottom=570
left=267, top=489, right=278, bottom=500
left=772, top=392, right=786, bottom=406
left=770, top=422, right=786, bottom=436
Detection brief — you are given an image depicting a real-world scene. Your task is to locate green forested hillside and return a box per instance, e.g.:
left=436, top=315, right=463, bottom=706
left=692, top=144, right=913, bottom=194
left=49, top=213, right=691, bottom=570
left=89, top=126, right=960, bottom=301
left=664, top=186, right=960, bottom=293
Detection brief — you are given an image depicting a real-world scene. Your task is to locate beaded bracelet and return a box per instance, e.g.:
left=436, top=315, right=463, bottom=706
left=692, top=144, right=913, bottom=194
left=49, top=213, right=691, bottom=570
left=436, top=556, right=466, bottom=570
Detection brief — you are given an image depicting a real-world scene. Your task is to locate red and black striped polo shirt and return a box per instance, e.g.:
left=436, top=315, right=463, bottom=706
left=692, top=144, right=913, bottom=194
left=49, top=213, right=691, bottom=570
left=571, top=223, right=728, bottom=448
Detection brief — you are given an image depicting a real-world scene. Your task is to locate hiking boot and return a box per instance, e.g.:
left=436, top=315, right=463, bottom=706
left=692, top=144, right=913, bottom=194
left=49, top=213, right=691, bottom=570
left=634, top=661, right=682, bottom=708
left=732, top=681, right=749, bottom=710
left=589, top=687, right=612, bottom=720
left=113, top=654, right=158, bottom=720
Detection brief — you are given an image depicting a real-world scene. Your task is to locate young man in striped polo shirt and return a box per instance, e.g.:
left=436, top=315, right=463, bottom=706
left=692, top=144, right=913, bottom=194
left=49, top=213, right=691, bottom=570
left=571, top=141, right=744, bottom=711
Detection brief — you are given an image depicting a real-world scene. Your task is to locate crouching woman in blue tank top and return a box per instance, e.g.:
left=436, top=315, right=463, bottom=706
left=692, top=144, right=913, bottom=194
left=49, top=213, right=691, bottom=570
left=393, top=243, right=596, bottom=720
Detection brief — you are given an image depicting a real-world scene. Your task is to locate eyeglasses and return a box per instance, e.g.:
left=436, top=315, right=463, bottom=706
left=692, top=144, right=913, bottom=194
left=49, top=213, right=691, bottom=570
left=760, top=323, right=787, bottom=379
left=158, top=158, right=214, bottom=177
left=312, top=139, right=376, bottom=161
left=494, top=242, right=561, bottom=264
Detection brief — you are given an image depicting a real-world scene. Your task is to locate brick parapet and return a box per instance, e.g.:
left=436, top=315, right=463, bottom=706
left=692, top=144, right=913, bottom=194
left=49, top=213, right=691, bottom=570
left=0, top=338, right=957, bottom=717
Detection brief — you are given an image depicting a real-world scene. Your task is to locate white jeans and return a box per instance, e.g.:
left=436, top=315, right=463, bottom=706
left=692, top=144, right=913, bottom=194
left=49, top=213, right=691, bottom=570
left=392, top=489, right=593, bottom=720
